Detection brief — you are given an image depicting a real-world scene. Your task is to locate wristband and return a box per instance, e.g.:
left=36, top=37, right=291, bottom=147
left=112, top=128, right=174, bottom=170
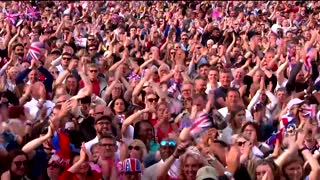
left=172, top=154, right=179, bottom=159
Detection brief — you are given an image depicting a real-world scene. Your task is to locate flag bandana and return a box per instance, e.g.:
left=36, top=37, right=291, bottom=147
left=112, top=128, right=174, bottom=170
left=122, top=158, right=142, bottom=173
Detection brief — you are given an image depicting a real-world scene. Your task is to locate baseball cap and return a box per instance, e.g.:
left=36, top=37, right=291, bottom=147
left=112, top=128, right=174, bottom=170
left=121, top=158, right=142, bottom=173
left=287, top=98, right=304, bottom=110
left=196, top=166, right=218, bottom=180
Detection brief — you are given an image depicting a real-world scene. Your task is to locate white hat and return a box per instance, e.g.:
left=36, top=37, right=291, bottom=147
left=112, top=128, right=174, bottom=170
left=287, top=98, right=304, bottom=110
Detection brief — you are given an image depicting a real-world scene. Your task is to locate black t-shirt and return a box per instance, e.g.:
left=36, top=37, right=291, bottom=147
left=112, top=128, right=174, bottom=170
left=214, top=86, right=228, bottom=109
left=79, top=117, right=96, bottom=142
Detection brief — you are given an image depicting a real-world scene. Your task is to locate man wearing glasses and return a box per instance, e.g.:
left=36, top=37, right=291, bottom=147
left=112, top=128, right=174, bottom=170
left=79, top=63, right=107, bottom=97
left=144, top=138, right=179, bottom=180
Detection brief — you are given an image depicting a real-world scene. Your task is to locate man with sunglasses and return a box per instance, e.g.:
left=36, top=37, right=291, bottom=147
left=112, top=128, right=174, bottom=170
left=80, top=63, right=107, bottom=97
left=144, top=138, right=179, bottom=180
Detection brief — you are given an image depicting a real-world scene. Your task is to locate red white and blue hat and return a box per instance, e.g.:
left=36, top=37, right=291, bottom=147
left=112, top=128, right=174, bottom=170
left=122, top=158, right=142, bottom=173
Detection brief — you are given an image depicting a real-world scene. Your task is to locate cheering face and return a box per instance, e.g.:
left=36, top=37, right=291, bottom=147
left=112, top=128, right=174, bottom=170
left=28, top=70, right=38, bottom=84
left=183, top=155, right=202, bottom=180
left=256, top=164, right=274, bottom=180
left=284, top=162, right=303, bottom=180
left=11, top=155, right=28, bottom=176
left=72, top=155, right=89, bottom=174
left=99, top=138, right=117, bottom=158
left=95, top=120, right=112, bottom=137
left=159, top=139, right=176, bottom=160
left=243, top=125, right=258, bottom=143
left=14, top=45, right=24, bottom=58
left=114, top=98, right=125, bottom=114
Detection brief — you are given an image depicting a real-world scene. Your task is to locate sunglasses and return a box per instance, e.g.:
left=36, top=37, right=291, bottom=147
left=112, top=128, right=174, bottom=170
left=128, top=145, right=140, bottom=151
left=160, top=140, right=176, bottom=147
left=237, top=141, right=247, bottom=146
left=88, top=38, right=94, bottom=41
left=89, top=48, right=96, bottom=51
left=62, top=57, right=71, bottom=61
left=48, top=162, right=60, bottom=168
left=147, top=98, right=158, bottom=103
left=13, top=160, right=27, bottom=167
left=89, top=70, right=98, bottom=73
left=182, top=38, right=188, bottom=40
left=50, top=71, right=59, bottom=74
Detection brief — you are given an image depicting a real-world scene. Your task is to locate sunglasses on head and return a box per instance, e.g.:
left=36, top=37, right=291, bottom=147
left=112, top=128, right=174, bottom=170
left=128, top=145, right=140, bottom=151
left=13, top=160, right=27, bottom=167
left=160, top=140, right=176, bottom=147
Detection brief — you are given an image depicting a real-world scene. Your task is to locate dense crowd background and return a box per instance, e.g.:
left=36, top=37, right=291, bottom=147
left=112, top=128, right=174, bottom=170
left=1, top=1, right=320, bottom=180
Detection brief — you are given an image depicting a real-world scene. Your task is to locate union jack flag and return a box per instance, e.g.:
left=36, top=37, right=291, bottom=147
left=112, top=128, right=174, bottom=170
left=305, top=48, right=313, bottom=71
left=122, top=158, right=142, bottom=173
left=168, top=81, right=179, bottom=95
left=26, top=6, right=40, bottom=20
left=5, top=12, right=19, bottom=25
left=287, top=46, right=294, bottom=72
left=26, top=41, right=44, bottom=61
left=75, top=38, right=87, bottom=48
left=302, top=104, right=317, bottom=118
left=266, top=115, right=296, bottom=145
left=127, top=72, right=141, bottom=81
left=190, top=112, right=212, bottom=139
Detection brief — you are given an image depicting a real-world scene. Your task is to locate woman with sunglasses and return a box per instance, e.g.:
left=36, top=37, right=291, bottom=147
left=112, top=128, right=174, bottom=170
left=235, top=134, right=261, bottom=180
left=1, top=149, right=31, bottom=180
left=125, top=139, right=147, bottom=163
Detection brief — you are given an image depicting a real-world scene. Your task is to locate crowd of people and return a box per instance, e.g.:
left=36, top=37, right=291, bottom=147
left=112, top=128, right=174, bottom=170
left=1, top=1, right=320, bottom=180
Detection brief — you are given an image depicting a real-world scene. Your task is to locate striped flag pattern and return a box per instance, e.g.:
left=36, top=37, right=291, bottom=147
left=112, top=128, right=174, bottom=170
left=127, top=72, right=141, bottom=81
left=26, top=6, right=40, bottom=20
left=75, top=38, right=87, bottom=48
left=305, top=48, right=312, bottom=71
left=190, top=112, right=212, bottom=138
left=266, top=115, right=296, bottom=145
left=122, top=158, right=142, bottom=173
left=26, top=41, right=44, bottom=61
left=5, top=12, right=19, bottom=25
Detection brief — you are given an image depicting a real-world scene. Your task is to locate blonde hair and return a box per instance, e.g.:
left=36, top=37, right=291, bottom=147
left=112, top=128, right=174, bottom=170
left=130, top=139, right=148, bottom=161
left=178, top=147, right=207, bottom=180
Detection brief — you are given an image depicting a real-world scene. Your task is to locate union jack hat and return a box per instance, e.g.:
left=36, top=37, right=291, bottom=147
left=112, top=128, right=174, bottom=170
left=122, top=158, right=142, bottom=173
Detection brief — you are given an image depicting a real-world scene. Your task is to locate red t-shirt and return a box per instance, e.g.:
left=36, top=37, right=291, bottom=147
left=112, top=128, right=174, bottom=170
left=157, top=125, right=173, bottom=142
left=58, top=170, right=102, bottom=180
left=80, top=79, right=100, bottom=96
